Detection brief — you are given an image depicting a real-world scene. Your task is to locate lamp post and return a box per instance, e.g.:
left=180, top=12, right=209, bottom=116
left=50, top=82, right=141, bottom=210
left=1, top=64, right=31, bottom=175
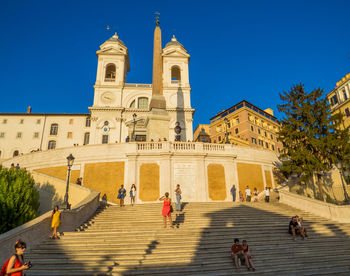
left=132, top=113, right=137, bottom=142
left=224, top=118, right=230, bottom=144
left=336, top=161, right=350, bottom=204
left=64, top=154, right=75, bottom=210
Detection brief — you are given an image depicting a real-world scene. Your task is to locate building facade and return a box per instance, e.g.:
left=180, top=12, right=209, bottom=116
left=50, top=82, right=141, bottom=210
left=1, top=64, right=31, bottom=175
left=0, top=32, right=194, bottom=160
left=193, top=124, right=211, bottom=142
left=209, top=100, right=283, bottom=152
left=327, top=73, right=350, bottom=129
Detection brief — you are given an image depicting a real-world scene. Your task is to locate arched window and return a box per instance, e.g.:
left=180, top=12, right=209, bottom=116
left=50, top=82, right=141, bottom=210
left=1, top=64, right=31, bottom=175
left=171, top=66, right=181, bottom=83
left=129, top=100, right=135, bottom=108
left=48, top=140, right=56, bottom=150
left=105, top=63, right=116, bottom=81
left=138, top=97, right=148, bottom=109
left=13, top=150, right=19, bottom=157
left=50, top=124, right=58, bottom=135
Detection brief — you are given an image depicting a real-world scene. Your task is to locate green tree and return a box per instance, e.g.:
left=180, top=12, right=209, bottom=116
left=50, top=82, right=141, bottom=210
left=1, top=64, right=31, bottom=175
left=277, top=84, right=341, bottom=199
left=0, top=167, right=39, bottom=234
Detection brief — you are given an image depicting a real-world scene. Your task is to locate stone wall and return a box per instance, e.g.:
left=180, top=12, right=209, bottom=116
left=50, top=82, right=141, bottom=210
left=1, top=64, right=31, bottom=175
left=2, top=142, right=279, bottom=204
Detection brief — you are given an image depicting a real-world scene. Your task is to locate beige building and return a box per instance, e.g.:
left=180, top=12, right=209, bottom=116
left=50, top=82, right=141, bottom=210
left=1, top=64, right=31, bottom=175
left=327, top=72, right=350, bottom=129
left=193, top=124, right=211, bottom=142
left=0, top=31, right=194, bottom=160
left=209, top=100, right=283, bottom=152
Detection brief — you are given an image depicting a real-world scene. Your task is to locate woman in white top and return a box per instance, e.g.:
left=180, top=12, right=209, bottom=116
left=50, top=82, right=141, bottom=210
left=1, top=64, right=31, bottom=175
left=130, top=184, right=136, bottom=206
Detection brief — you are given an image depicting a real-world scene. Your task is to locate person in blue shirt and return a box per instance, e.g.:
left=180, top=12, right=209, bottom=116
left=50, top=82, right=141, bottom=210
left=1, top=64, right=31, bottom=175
left=230, top=185, right=236, bottom=202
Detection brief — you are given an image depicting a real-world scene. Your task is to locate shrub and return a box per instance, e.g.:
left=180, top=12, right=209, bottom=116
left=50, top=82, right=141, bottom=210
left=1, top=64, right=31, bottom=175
left=0, top=166, right=39, bottom=234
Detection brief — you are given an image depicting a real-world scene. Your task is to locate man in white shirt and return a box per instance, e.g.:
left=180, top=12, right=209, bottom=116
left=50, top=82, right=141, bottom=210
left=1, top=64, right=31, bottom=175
left=265, top=187, right=270, bottom=203
left=245, top=186, right=251, bottom=202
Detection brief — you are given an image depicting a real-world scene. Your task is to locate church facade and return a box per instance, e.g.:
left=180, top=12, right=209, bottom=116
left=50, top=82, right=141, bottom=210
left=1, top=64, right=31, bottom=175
left=0, top=30, right=194, bottom=160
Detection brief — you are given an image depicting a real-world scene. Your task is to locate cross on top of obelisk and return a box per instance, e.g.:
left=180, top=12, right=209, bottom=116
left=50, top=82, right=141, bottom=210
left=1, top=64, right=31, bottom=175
left=155, top=12, right=160, bottom=26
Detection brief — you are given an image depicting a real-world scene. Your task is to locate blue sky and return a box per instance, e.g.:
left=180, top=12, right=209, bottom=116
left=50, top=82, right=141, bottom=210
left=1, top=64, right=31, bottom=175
left=1, top=0, right=349, bottom=128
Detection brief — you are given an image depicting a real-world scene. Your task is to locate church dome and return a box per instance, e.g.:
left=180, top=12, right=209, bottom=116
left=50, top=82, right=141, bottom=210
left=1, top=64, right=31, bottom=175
left=106, top=33, right=125, bottom=46
left=165, top=35, right=184, bottom=49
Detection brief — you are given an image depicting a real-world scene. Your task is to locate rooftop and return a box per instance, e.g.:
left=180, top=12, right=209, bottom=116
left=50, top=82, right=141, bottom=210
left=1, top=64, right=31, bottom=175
left=210, top=100, right=278, bottom=124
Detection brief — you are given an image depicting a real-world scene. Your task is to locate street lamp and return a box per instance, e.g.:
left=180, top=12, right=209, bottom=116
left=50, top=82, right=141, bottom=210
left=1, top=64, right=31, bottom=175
left=335, top=161, right=350, bottom=204
left=132, top=113, right=137, bottom=142
left=224, top=118, right=230, bottom=144
left=64, top=154, right=75, bottom=210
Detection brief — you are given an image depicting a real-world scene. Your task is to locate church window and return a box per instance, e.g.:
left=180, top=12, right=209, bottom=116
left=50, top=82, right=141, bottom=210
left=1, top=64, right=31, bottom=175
left=130, top=100, right=136, bottom=108
left=13, top=150, right=19, bottom=157
left=16, top=132, right=22, bottom=138
left=3, top=119, right=7, bottom=124
left=50, top=124, right=58, bottom=135
left=48, top=140, right=56, bottom=150
left=138, top=97, right=149, bottom=109
left=20, top=119, right=24, bottom=124
left=0, top=132, right=4, bottom=138
left=36, top=119, right=41, bottom=124
left=69, top=119, right=74, bottom=124
left=84, top=132, right=90, bottom=145
left=201, top=128, right=205, bottom=133
left=67, top=132, right=73, bottom=138
left=171, top=66, right=181, bottom=83
left=102, top=135, right=109, bottom=144
left=104, top=121, right=109, bottom=126
left=85, top=117, right=91, bottom=127
left=105, top=64, right=116, bottom=81
left=34, top=132, right=39, bottom=138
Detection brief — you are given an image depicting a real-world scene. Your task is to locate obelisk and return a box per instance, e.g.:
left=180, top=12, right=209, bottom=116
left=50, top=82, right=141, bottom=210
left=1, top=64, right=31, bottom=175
left=146, top=15, right=170, bottom=141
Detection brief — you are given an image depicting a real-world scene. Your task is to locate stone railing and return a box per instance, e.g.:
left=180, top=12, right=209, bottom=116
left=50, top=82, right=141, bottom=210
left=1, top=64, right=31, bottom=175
left=0, top=174, right=100, bottom=265
left=172, top=142, right=196, bottom=151
left=136, top=142, right=227, bottom=152
left=124, top=83, right=152, bottom=88
left=137, top=142, right=163, bottom=150
left=279, top=189, right=350, bottom=223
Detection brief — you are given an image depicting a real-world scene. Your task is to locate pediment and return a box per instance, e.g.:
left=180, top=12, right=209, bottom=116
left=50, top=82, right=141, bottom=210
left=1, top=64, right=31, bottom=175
left=97, top=45, right=127, bottom=55
left=163, top=49, right=190, bottom=58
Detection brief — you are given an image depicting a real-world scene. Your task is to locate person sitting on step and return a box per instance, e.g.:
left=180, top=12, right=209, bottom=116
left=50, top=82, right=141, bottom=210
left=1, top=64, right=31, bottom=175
left=242, top=240, right=256, bottom=271
left=231, top=238, right=245, bottom=270
left=289, top=216, right=307, bottom=241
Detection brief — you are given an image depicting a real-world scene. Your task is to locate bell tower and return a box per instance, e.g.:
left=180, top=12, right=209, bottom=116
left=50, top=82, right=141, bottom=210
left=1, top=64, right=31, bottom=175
left=93, top=33, right=130, bottom=107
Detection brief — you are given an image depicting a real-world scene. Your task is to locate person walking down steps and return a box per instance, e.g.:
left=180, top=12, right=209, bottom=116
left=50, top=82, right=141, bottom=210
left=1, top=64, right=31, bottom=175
left=50, top=205, right=61, bottom=239
left=175, top=184, right=182, bottom=211
left=130, top=184, right=137, bottom=206
left=117, top=185, right=126, bottom=207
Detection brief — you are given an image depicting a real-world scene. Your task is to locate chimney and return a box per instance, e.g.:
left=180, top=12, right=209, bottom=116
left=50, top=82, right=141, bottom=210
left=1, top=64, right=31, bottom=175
left=27, top=106, right=32, bottom=114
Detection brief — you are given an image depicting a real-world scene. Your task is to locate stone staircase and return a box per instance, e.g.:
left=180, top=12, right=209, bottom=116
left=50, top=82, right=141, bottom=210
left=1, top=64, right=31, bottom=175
left=25, top=202, right=350, bottom=275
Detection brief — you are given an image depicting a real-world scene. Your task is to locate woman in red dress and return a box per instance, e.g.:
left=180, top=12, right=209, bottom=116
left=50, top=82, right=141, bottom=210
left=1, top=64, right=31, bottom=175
left=159, top=192, right=174, bottom=228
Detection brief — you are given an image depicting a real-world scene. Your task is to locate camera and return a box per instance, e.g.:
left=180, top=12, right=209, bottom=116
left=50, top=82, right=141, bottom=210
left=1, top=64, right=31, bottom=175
left=25, top=261, right=33, bottom=269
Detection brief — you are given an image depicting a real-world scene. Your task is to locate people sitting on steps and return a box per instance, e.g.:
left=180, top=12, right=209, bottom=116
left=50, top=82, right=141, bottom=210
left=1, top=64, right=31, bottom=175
left=289, top=215, right=308, bottom=241
left=231, top=238, right=252, bottom=271
left=242, top=240, right=256, bottom=271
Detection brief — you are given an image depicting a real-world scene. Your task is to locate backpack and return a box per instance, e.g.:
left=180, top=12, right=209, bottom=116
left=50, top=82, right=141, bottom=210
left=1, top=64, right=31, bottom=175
left=1, top=254, right=18, bottom=276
